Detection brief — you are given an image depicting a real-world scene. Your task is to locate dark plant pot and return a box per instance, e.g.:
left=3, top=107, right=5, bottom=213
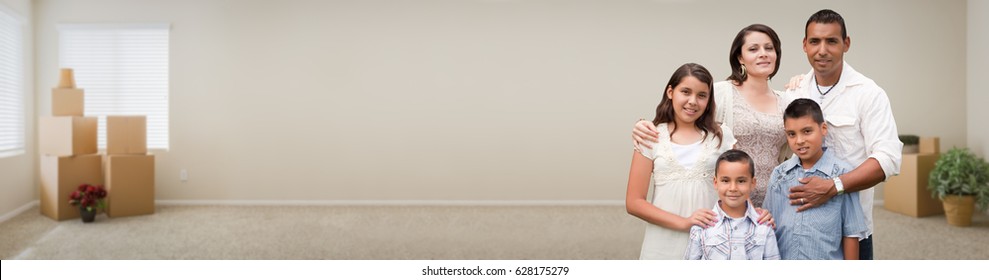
left=80, top=206, right=96, bottom=223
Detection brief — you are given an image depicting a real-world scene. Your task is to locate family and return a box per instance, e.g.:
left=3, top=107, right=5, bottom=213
left=624, top=9, right=903, bottom=260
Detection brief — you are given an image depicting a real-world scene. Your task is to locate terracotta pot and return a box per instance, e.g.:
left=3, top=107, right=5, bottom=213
left=942, top=195, right=975, bottom=227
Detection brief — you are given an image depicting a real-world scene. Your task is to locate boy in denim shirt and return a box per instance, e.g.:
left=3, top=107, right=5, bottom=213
left=685, top=149, right=780, bottom=260
left=764, top=98, right=868, bottom=259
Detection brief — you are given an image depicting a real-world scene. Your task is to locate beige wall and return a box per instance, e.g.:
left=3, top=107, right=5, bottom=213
left=0, top=0, right=33, bottom=218
left=21, top=0, right=969, bottom=204
left=969, top=0, right=989, bottom=159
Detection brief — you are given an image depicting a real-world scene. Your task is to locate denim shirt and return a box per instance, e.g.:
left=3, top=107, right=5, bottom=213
left=764, top=148, right=869, bottom=260
left=684, top=201, right=780, bottom=260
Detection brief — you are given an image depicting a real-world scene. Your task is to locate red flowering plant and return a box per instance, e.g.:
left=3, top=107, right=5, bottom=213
left=68, top=184, right=107, bottom=212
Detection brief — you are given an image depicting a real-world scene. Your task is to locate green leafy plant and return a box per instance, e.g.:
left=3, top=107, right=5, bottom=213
left=68, top=184, right=107, bottom=212
left=899, top=135, right=919, bottom=146
left=928, top=148, right=989, bottom=210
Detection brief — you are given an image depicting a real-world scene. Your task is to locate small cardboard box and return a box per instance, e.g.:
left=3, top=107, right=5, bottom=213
left=51, top=88, right=84, bottom=116
left=105, top=154, right=155, bottom=217
left=919, top=137, right=940, bottom=154
left=106, top=116, right=147, bottom=155
left=39, top=154, right=104, bottom=221
left=39, top=116, right=98, bottom=156
left=884, top=153, right=944, bottom=217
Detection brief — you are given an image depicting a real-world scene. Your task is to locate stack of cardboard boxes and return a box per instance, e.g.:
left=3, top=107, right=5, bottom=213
left=884, top=137, right=943, bottom=217
left=38, top=68, right=156, bottom=220
left=104, top=115, right=155, bottom=217
left=39, top=69, right=101, bottom=220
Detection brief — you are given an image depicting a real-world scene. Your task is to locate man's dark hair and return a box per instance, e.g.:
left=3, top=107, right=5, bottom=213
left=805, top=9, right=847, bottom=39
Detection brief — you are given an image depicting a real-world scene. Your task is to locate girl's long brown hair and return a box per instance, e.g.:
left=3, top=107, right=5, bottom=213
left=652, top=63, right=722, bottom=147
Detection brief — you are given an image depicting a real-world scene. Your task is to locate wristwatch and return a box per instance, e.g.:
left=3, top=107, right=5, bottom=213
left=834, top=177, right=845, bottom=195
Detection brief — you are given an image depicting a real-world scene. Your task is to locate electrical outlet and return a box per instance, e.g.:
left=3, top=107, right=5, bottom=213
left=180, top=169, right=188, bottom=182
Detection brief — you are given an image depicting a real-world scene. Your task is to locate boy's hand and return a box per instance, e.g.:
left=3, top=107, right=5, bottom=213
left=788, top=176, right=837, bottom=212
left=632, top=120, right=658, bottom=150
left=755, top=208, right=776, bottom=229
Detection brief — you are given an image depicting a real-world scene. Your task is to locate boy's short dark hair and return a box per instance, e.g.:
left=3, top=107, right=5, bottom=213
left=784, top=98, right=824, bottom=124
left=715, top=149, right=755, bottom=177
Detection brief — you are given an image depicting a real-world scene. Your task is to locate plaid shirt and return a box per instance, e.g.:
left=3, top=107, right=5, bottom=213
left=684, top=201, right=780, bottom=260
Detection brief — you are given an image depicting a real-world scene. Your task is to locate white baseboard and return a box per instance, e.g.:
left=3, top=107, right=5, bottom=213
left=156, top=200, right=625, bottom=206
left=0, top=201, right=39, bottom=224
left=874, top=199, right=884, bottom=207
left=1, top=200, right=624, bottom=222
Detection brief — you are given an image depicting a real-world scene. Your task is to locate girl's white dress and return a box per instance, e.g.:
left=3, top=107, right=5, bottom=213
left=637, top=123, right=736, bottom=260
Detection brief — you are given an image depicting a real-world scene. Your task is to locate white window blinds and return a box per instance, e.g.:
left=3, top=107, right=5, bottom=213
left=58, top=23, right=170, bottom=150
left=0, top=6, right=25, bottom=157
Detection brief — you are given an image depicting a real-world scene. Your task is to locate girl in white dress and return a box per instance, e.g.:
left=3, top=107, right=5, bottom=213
left=625, top=63, right=736, bottom=259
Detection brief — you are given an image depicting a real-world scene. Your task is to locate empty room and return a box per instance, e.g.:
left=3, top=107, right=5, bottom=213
left=1, top=0, right=987, bottom=275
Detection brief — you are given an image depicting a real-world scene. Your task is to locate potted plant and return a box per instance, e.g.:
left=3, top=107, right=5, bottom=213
left=928, top=148, right=989, bottom=226
left=900, top=135, right=919, bottom=154
left=68, top=184, right=107, bottom=223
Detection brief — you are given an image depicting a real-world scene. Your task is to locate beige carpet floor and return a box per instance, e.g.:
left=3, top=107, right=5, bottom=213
left=0, top=204, right=986, bottom=259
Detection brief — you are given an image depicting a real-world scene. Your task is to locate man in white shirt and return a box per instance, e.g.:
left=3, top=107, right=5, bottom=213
left=783, top=9, right=903, bottom=260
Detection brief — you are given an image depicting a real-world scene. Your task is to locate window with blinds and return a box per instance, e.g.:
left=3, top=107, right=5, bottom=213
left=58, top=23, right=170, bottom=150
left=0, top=6, right=25, bottom=158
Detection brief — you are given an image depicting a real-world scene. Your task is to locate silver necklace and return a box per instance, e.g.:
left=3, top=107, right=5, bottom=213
left=814, top=74, right=840, bottom=96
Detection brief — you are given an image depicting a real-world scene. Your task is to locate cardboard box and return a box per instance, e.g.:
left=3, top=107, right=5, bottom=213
left=39, top=116, right=98, bottom=156
left=920, top=137, right=940, bottom=154
left=39, top=154, right=104, bottom=221
left=105, top=154, right=155, bottom=217
left=106, top=116, right=147, bottom=155
left=57, top=68, right=77, bottom=89
left=52, top=88, right=84, bottom=116
left=884, top=153, right=944, bottom=217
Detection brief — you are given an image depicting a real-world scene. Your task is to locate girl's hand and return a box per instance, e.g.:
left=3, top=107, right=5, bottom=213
left=632, top=120, right=659, bottom=150
left=756, top=207, right=776, bottom=229
left=686, top=209, right=717, bottom=231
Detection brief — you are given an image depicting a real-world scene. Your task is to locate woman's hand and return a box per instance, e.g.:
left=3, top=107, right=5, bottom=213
left=632, top=120, right=659, bottom=150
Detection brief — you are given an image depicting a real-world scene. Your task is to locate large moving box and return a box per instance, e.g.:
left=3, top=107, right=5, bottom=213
left=884, top=137, right=943, bottom=217
left=51, top=88, right=84, bottom=116
left=39, top=154, right=104, bottom=221
left=106, top=116, right=147, bottom=155
left=920, top=137, right=940, bottom=154
left=105, top=154, right=155, bottom=217
left=39, top=116, right=97, bottom=156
